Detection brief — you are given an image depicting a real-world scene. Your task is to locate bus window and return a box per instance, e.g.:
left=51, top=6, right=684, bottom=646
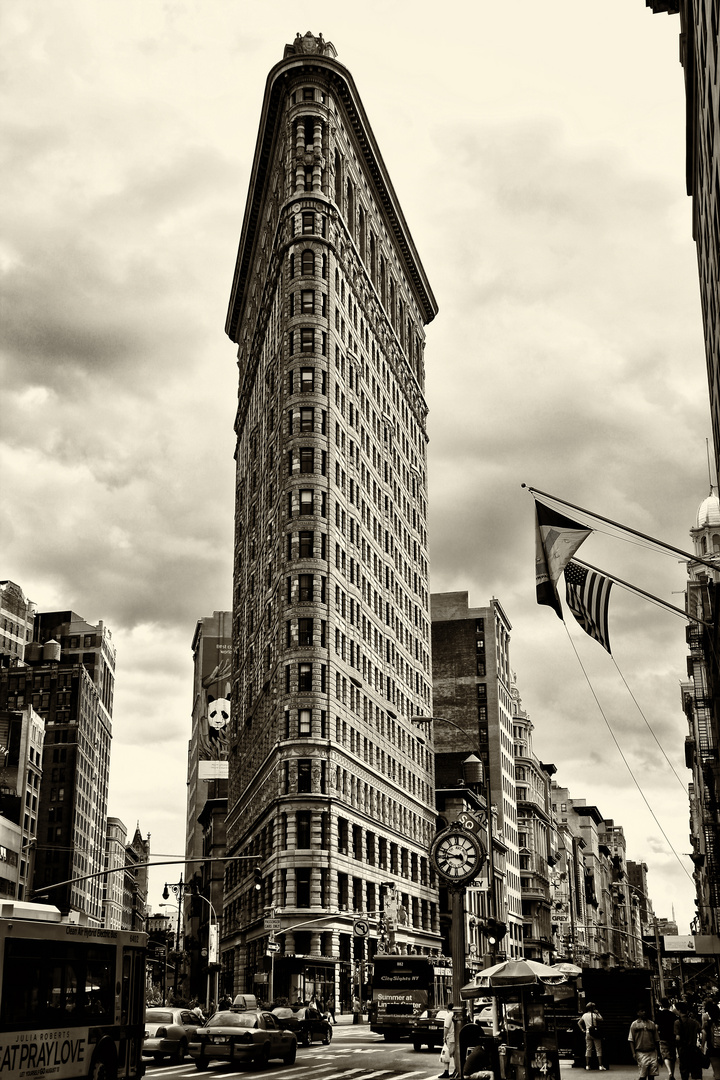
left=0, top=939, right=115, bottom=1029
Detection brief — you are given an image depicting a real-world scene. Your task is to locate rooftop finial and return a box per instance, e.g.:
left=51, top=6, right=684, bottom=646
left=284, top=32, right=337, bottom=60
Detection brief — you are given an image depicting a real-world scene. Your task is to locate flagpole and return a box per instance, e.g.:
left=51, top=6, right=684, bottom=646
left=525, top=485, right=720, bottom=575
left=574, top=559, right=711, bottom=627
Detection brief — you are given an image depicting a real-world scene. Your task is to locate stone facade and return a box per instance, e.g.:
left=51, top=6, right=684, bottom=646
left=223, top=33, right=440, bottom=1004
left=431, top=592, right=523, bottom=959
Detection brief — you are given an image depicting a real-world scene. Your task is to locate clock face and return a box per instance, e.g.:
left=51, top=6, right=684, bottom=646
left=431, top=828, right=485, bottom=884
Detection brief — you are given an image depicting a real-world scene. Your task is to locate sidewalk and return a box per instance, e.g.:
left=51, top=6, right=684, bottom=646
left=560, top=1066, right=663, bottom=1080
left=334, top=1012, right=364, bottom=1025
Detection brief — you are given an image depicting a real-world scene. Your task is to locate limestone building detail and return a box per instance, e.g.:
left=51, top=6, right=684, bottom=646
left=223, top=34, right=440, bottom=1003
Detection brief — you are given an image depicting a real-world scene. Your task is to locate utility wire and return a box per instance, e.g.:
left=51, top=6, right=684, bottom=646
left=610, top=657, right=688, bottom=794
left=563, top=623, right=694, bottom=885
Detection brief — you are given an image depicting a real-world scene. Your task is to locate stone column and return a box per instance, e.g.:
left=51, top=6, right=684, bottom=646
left=295, top=120, right=305, bottom=194
left=310, top=865, right=322, bottom=908
left=313, top=119, right=323, bottom=192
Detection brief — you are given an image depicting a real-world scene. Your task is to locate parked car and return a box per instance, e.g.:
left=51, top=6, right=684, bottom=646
left=411, top=1007, right=450, bottom=1051
left=144, top=1007, right=201, bottom=1063
left=189, top=1009, right=297, bottom=1070
left=272, top=1005, right=333, bottom=1046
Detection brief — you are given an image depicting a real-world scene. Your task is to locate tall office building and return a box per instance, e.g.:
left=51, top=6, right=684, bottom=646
left=681, top=489, right=720, bottom=935
left=647, top=1, right=720, bottom=475
left=104, top=817, right=127, bottom=929
left=185, top=611, right=231, bottom=865
left=0, top=581, right=36, bottom=664
left=511, top=687, right=554, bottom=963
left=185, top=611, right=231, bottom=1002
left=431, top=592, right=523, bottom=958
left=0, top=611, right=115, bottom=922
left=223, top=33, right=439, bottom=1003
left=0, top=704, right=45, bottom=900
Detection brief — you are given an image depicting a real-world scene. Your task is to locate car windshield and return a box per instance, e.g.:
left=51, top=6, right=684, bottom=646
left=207, top=1012, right=257, bottom=1029
left=147, top=1010, right=174, bottom=1023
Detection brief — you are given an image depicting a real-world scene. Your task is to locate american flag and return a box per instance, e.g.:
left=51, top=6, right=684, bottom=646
left=563, top=561, right=613, bottom=653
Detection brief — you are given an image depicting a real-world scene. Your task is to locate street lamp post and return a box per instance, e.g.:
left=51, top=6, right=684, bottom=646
left=162, top=875, right=185, bottom=998
left=195, top=893, right=219, bottom=1013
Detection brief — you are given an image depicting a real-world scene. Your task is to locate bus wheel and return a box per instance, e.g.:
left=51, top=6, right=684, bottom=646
left=90, top=1049, right=118, bottom=1080
left=195, top=1059, right=209, bottom=1071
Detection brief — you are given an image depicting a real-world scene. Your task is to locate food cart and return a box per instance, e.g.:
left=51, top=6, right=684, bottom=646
left=460, top=959, right=567, bottom=1080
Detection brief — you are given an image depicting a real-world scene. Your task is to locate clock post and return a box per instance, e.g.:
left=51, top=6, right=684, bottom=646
left=429, top=819, right=487, bottom=1078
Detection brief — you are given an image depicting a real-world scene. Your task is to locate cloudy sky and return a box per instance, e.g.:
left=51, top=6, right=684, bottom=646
left=1, top=1, right=709, bottom=933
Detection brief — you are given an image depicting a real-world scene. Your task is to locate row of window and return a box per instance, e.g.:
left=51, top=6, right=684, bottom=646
left=289, top=327, right=327, bottom=356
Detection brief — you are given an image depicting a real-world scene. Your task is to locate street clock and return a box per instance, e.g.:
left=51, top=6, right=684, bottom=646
left=430, top=825, right=486, bottom=887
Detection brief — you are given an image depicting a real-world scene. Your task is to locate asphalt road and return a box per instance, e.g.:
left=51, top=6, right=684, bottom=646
left=143, top=1025, right=642, bottom=1080
left=144, top=1026, right=450, bottom=1080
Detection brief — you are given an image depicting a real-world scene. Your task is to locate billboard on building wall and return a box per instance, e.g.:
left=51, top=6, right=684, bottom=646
left=198, top=636, right=231, bottom=780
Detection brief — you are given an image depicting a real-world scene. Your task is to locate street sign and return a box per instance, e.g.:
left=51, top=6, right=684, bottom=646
left=266, top=941, right=280, bottom=953
left=353, top=919, right=370, bottom=937
left=264, top=918, right=282, bottom=930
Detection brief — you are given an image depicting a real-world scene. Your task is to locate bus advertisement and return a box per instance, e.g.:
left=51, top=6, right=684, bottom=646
left=369, top=953, right=452, bottom=1040
left=0, top=901, right=147, bottom=1080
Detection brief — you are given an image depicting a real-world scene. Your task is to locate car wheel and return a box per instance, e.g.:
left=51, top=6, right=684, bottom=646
left=174, top=1041, right=187, bottom=1064
left=194, top=1058, right=209, bottom=1072
left=301, top=1032, right=310, bottom=1048
left=283, top=1044, right=297, bottom=1066
left=255, top=1044, right=271, bottom=1070
left=322, top=1028, right=332, bottom=1046
left=413, top=1042, right=423, bottom=1052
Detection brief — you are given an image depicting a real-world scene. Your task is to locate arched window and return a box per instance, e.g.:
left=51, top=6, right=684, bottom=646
left=301, top=249, right=315, bottom=276
left=370, top=233, right=377, bottom=286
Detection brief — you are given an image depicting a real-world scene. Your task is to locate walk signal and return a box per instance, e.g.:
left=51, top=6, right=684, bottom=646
left=486, top=918, right=507, bottom=944
left=253, top=866, right=263, bottom=891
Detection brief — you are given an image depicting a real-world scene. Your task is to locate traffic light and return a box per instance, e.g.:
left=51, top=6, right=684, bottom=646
left=253, top=866, right=263, bottom=891
left=486, top=918, right=507, bottom=944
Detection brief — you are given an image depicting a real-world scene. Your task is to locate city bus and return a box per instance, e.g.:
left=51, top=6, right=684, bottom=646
left=0, top=900, right=146, bottom=1080
left=369, top=953, right=452, bottom=1041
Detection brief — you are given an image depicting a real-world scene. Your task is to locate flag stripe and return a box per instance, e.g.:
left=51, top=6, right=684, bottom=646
left=535, top=501, right=592, bottom=620
left=564, top=561, right=612, bottom=653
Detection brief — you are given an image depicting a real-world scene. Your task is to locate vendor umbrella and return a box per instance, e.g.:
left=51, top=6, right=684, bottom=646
left=460, top=958, right=568, bottom=997
left=552, top=961, right=582, bottom=976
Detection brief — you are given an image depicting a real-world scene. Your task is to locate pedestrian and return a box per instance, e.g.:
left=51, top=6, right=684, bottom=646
left=656, top=998, right=678, bottom=1080
left=579, top=1001, right=606, bottom=1071
left=352, top=994, right=361, bottom=1024
left=218, top=993, right=232, bottom=1011
left=629, top=1006, right=661, bottom=1079
left=701, top=998, right=720, bottom=1078
left=674, top=1001, right=702, bottom=1080
left=438, top=1003, right=457, bottom=1080
left=327, top=995, right=336, bottom=1025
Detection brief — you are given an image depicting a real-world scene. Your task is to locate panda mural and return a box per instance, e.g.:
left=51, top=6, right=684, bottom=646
left=200, top=652, right=232, bottom=760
